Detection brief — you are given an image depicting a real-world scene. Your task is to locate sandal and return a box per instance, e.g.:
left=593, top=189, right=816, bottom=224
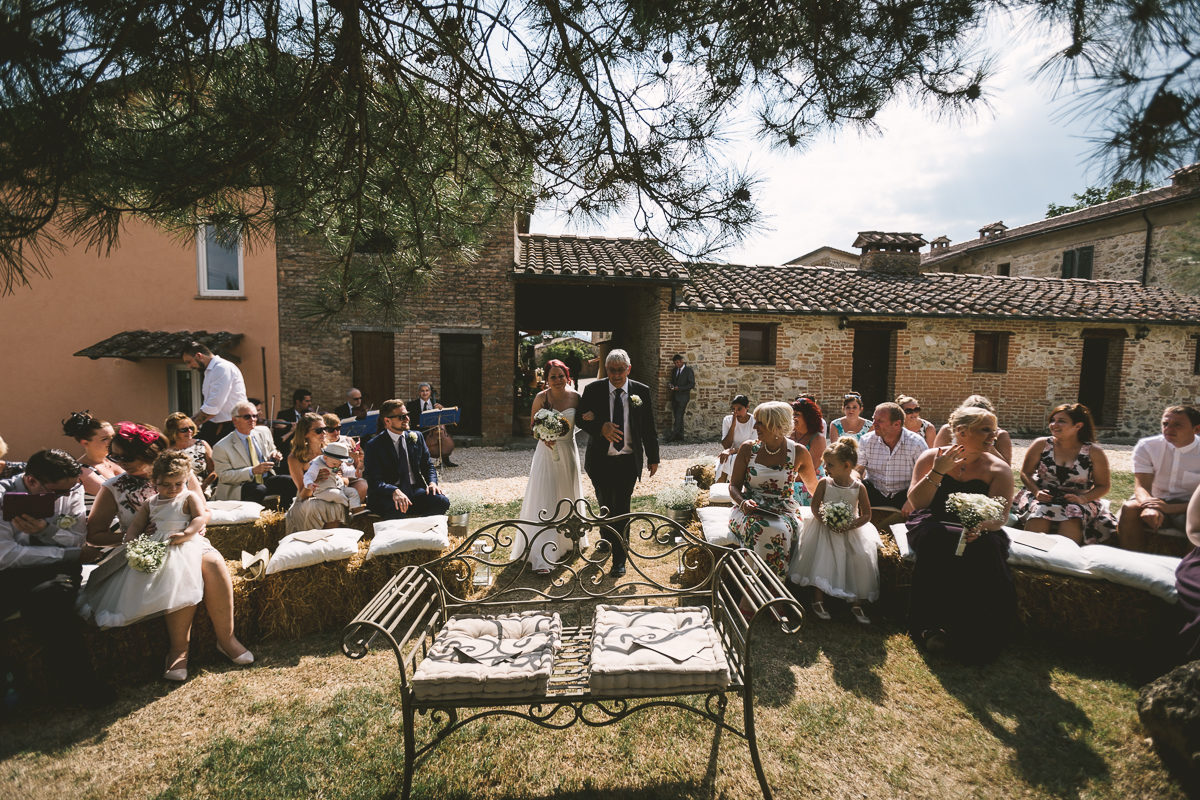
left=811, top=601, right=831, bottom=620
left=851, top=607, right=870, bottom=625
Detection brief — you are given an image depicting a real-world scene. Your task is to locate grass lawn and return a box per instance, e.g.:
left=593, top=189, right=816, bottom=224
left=1, top=471, right=1188, bottom=799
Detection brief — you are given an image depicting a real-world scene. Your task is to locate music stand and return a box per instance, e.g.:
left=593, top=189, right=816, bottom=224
left=419, top=407, right=460, bottom=480
left=339, top=411, right=379, bottom=440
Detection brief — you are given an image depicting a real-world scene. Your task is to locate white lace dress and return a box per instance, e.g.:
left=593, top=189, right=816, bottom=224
left=515, top=407, right=588, bottom=571
left=789, top=478, right=881, bottom=603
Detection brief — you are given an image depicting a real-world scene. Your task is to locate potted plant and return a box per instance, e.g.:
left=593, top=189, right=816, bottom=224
left=446, top=495, right=484, bottom=535
left=656, top=483, right=700, bottom=524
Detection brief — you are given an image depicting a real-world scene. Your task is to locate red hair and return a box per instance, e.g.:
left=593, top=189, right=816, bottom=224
left=791, top=397, right=824, bottom=434
left=545, top=359, right=571, bottom=383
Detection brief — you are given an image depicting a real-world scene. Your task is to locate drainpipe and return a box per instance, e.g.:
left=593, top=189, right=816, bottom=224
left=1142, top=210, right=1153, bottom=286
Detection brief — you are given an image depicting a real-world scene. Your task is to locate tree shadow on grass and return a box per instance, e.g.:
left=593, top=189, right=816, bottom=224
left=922, top=643, right=1111, bottom=798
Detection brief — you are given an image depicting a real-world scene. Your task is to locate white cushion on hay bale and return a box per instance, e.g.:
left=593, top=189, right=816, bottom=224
left=697, top=504, right=815, bottom=547
left=707, top=482, right=733, bottom=505
left=266, top=528, right=363, bottom=574
left=368, top=516, right=450, bottom=559
left=207, top=500, right=266, bottom=525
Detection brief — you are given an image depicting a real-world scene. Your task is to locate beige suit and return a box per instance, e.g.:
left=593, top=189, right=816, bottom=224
left=212, top=427, right=278, bottom=501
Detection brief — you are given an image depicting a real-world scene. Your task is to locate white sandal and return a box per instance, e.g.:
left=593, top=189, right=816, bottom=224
left=811, top=601, right=831, bottom=620
left=851, top=607, right=870, bottom=625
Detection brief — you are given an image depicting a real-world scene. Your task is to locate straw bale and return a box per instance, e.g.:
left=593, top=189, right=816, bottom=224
left=1147, top=532, right=1193, bottom=558
left=686, top=463, right=716, bottom=490
left=695, top=489, right=711, bottom=509
left=205, top=511, right=287, bottom=560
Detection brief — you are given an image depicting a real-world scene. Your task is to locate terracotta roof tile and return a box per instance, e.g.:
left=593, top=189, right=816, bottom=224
left=516, top=234, right=690, bottom=281
left=75, top=330, right=243, bottom=361
left=852, top=231, right=927, bottom=249
left=675, top=264, right=1200, bottom=324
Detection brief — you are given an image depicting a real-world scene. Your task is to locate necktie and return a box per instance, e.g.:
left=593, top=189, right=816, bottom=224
left=396, top=435, right=409, bottom=481
left=612, top=388, right=624, bottom=454
left=248, top=435, right=264, bottom=484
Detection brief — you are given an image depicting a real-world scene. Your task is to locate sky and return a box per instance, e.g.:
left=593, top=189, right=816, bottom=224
left=529, top=11, right=1129, bottom=266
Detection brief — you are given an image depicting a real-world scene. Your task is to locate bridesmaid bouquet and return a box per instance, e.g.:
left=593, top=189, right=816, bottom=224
left=819, top=501, right=854, bottom=532
left=126, top=535, right=168, bottom=573
left=946, top=493, right=1007, bottom=556
left=533, top=409, right=570, bottom=461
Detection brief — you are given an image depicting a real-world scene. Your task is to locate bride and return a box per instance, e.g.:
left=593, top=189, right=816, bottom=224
left=515, top=359, right=586, bottom=574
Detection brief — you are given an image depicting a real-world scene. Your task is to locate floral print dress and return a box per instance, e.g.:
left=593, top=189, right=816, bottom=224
left=729, top=439, right=802, bottom=580
left=1013, top=439, right=1117, bottom=543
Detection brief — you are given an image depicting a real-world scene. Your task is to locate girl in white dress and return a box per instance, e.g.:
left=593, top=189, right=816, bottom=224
left=515, top=360, right=587, bottom=574
left=790, top=437, right=880, bottom=624
left=80, top=451, right=212, bottom=633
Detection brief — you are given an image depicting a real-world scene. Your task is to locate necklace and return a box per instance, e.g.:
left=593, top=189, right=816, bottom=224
left=761, top=439, right=783, bottom=456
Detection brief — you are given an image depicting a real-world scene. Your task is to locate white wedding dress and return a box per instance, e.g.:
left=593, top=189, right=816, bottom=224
left=515, top=407, right=588, bottom=572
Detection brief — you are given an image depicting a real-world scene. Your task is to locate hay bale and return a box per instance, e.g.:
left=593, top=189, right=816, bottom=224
left=686, top=463, right=715, bottom=490
left=205, top=511, right=287, bottom=560
left=1147, top=532, right=1193, bottom=558
left=695, top=489, right=711, bottom=509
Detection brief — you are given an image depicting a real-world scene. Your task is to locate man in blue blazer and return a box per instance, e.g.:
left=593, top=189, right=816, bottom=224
left=364, top=399, right=450, bottom=519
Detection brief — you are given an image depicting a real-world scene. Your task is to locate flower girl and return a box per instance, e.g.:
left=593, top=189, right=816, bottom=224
left=789, top=437, right=880, bottom=624
left=79, top=450, right=212, bottom=630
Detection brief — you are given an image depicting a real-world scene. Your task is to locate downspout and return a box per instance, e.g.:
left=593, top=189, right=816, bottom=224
left=1142, top=210, right=1154, bottom=286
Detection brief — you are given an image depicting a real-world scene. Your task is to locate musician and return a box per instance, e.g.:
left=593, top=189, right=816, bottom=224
left=274, top=388, right=312, bottom=459
left=333, top=388, right=365, bottom=420
left=409, top=383, right=458, bottom=467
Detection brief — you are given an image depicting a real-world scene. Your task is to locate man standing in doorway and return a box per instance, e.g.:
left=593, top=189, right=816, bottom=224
left=666, top=353, right=695, bottom=443
left=182, top=342, right=248, bottom=446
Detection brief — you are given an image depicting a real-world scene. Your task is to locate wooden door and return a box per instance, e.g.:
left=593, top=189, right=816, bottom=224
left=352, top=331, right=395, bottom=411
left=1078, top=338, right=1109, bottom=425
left=852, top=329, right=893, bottom=415
left=441, top=334, right=483, bottom=436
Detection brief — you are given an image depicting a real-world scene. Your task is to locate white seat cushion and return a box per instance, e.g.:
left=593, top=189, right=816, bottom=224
left=1004, top=528, right=1096, bottom=579
left=207, top=500, right=266, bottom=525
left=696, top=506, right=736, bottom=546
left=707, top=482, right=733, bottom=505
left=412, top=611, right=562, bottom=701
left=265, top=528, right=363, bottom=574
left=589, top=605, right=730, bottom=696
left=367, top=516, right=449, bottom=559
left=1082, top=545, right=1180, bottom=603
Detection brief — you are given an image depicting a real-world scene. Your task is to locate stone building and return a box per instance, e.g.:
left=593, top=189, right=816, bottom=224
left=921, top=164, right=1200, bottom=290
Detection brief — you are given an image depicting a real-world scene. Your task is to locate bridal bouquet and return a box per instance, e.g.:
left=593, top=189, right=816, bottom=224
left=945, top=493, right=1007, bottom=556
left=820, top=501, right=854, bottom=532
left=126, top=535, right=169, bottom=573
left=533, top=408, right=570, bottom=461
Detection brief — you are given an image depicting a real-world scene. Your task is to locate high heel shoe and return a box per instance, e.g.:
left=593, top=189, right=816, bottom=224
left=811, top=601, right=831, bottom=620
left=217, top=642, right=254, bottom=666
left=164, top=653, right=188, bottom=682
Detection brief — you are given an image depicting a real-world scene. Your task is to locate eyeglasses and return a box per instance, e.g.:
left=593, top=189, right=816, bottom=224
left=177, top=426, right=196, bottom=433
left=107, top=453, right=139, bottom=464
left=387, top=413, right=410, bottom=420
left=312, top=427, right=327, bottom=434
left=904, top=407, right=921, bottom=415
left=238, top=413, right=259, bottom=420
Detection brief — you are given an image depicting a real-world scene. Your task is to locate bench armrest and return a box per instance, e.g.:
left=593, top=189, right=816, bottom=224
left=712, top=549, right=804, bottom=672
left=341, top=565, right=442, bottom=687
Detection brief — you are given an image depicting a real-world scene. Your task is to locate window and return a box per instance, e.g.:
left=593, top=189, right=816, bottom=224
left=1061, top=246, right=1094, bottom=279
left=168, top=364, right=203, bottom=415
left=972, top=332, right=1010, bottom=373
left=738, top=323, right=775, bottom=365
left=997, top=262, right=1011, bottom=276
left=1193, top=336, right=1200, bottom=376
left=197, top=224, right=243, bottom=296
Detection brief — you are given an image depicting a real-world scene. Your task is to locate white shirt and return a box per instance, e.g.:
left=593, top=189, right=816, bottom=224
left=1132, top=434, right=1200, bottom=501
left=199, top=354, right=248, bottom=422
left=304, top=457, right=357, bottom=487
left=386, top=430, right=419, bottom=486
left=0, top=475, right=87, bottom=570
left=608, top=380, right=633, bottom=456
left=721, top=414, right=757, bottom=450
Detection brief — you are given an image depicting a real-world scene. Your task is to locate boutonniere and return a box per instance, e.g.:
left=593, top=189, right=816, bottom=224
left=629, top=395, right=643, bottom=408
left=55, top=514, right=78, bottom=529
left=406, top=431, right=418, bottom=443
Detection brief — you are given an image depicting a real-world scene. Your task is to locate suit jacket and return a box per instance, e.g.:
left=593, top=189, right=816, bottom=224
left=670, top=364, right=695, bottom=406
left=363, top=429, right=437, bottom=508
left=212, top=427, right=279, bottom=501
left=577, top=379, right=660, bottom=480
left=408, top=395, right=443, bottom=428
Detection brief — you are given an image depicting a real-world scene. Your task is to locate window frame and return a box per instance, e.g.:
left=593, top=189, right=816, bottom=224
left=972, top=331, right=1011, bottom=374
left=738, top=322, right=776, bottom=366
left=1060, top=246, right=1095, bottom=279
left=167, top=364, right=204, bottom=416
left=196, top=223, right=245, bottom=297
left=996, top=262, right=1011, bottom=276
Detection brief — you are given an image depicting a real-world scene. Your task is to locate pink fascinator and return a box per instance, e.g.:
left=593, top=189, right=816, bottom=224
left=116, top=422, right=159, bottom=445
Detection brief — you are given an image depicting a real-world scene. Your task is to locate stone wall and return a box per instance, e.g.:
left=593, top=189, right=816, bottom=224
left=668, top=311, right=1200, bottom=439
left=276, top=220, right=517, bottom=442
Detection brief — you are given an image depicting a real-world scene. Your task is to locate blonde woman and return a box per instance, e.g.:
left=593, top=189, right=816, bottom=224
left=165, top=412, right=216, bottom=491
left=933, top=395, right=1013, bottom=464
left=896, top=395, right=936, bottom=447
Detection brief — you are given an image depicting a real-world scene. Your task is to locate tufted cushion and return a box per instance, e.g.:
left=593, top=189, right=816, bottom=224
left=589, top=605, right=730, bottom=696
left=411, top=611, right=562, bottom=701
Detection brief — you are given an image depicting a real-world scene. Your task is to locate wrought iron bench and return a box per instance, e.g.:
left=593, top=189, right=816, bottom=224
left=341, top=499, right=804, bottom=799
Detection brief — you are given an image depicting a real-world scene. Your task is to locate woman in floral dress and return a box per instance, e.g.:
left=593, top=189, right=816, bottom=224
left=728, top=401, right=818, bottom=579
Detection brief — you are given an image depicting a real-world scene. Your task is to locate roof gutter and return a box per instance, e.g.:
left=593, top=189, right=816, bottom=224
left=1142, top=210, right=1154, bottom=287
left=669, top=306, right=1199, bottom=327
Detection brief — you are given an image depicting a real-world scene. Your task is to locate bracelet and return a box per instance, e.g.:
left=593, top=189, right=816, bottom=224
left=930, top=470, right=944, bottom=477
left=924, top=474, right=941, bottom=486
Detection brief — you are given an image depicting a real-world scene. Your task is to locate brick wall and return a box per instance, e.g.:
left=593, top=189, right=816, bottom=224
left=276, top=219, right=517, bottom=442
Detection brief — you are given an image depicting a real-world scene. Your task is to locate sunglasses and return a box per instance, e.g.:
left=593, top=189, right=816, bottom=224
left=905, top=407, right=921, bottom=415
left=312, top=427, right=327, bottom=434
left=238, top=413, right=259, bottom=420
left=387, top=413, right=410, bottom=420
left=177, top=426, right=196, bottom=433
left=107, top=452, right=139, bottom=464
left=328, top=425, right=341, bottom=431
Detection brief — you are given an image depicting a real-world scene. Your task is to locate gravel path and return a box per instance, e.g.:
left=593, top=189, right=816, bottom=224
left=439, top=437, right=1135, bottom=505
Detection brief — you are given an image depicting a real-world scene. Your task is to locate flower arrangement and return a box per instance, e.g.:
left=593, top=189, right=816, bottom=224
left=629, top=394, right=643, bottom=407
left=126, top=535, right=168, bottom=573
left=945, top=492, right=1008, bottom=556
left=819, top=501, right=854, bottom=532
left=656, top=483, right=700, bottom=511
left=55, top=514, right=79, bottom=530
left=447, top=495, right=484, bottom=517
left=533, top=408, right=570, bottom=461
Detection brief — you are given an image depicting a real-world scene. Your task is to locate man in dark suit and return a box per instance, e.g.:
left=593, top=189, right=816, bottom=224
left=577, top=349, right=660, bottom=576
left=363, top=399, right=450, bottom=519
left=666, top=353, right=695, bottom=442
left=409, top=382, right=458, bottom=467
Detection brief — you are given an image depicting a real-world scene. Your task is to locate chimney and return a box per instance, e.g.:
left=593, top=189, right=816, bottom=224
left=852, top=231, right=927, bottom=276
left=930, top=235, right=951, bottom=253
left=1172, top=164, right=1200, bottom=188
left=978, top=221, right=1008, bottom=240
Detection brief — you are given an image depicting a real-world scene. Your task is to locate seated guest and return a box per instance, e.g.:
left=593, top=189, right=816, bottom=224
left=0, top=449, right=112, bottom=707
left=165, top=412, right=216, bottom=493
left=828, top=391, right=870, bottom=443
left=1014, top=403, right=1115, bottom=545
left=0, top=434, right=23, bottom=480
left=322, top=413, right=367, bottom=503
left=409, top=382, right=457, bottom=467
left=284, top=413, right=349, bottom=533
left=715, top=395, right=755, bottom=482
left=934, top=394, right=1013, bottom=464
left=62, top=411, right=124, bottom=516
left=1175, top=482, right=1200, bottom=660
left=212, top=401, right=296, bottom=504
left=333, top=388, right=365, bottom=420
left=364, top=400, right=450, bottom=519
left=897, top=395, right=937, bottom=447
left=906, top=406, right=1016, bottom=664
left=274, top=388, right=312, bottom=459
left=789, top=396, right=827, bottom=506
left=856, top=402, right=926, bottom=514
left=1119, top=405, right=1200, bottom=551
